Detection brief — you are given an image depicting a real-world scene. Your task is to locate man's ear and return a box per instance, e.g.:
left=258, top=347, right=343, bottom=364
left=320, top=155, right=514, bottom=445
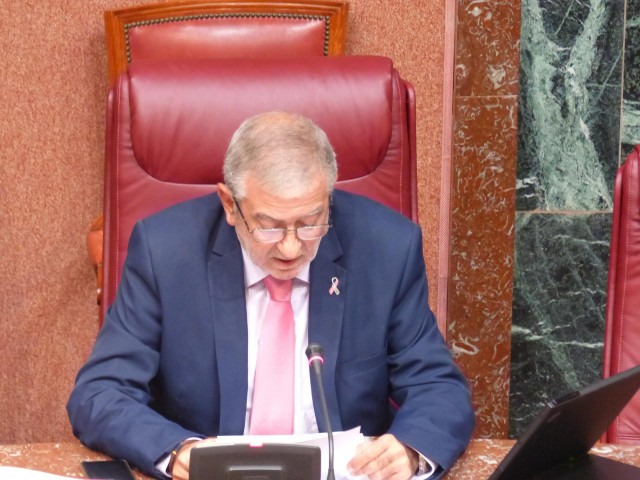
left=217, top=183, right=237, bottom=226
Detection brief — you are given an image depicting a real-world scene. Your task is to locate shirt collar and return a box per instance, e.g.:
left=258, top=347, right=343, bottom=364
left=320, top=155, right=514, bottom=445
left=240, top=247, right=310, bottom=288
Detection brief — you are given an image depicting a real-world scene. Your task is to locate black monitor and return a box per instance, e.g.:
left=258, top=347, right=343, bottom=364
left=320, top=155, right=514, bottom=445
left=489, top=364, right=640, bottom=480
left=189, top=443, right=321, bottom=480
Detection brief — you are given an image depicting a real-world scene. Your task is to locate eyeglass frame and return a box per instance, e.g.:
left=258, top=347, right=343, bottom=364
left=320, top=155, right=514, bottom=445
left=233, top=197, right=332, bottom=243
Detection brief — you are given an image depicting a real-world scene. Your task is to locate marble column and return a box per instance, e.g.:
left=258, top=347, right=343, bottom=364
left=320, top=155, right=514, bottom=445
left=450, top=0, right=521, bottom=438
left=623, top=0, right=640, bottom=159
left=511, top=0, right=625, bottom=436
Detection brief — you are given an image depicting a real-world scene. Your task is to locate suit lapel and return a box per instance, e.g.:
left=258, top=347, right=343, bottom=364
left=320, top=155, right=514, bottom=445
left=309, top=228, right=345, bottom=432
left=207, top=222, right=248, bottom=434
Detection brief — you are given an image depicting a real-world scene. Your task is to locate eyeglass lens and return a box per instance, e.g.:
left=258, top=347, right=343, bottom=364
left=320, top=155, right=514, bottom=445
left=253, top=225, right=330, bottom=243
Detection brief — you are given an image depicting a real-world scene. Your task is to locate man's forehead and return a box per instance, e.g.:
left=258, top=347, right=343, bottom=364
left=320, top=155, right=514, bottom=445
left=241, top=180, right=329, bottom=222
left=253, top=203, right=327, bottom=221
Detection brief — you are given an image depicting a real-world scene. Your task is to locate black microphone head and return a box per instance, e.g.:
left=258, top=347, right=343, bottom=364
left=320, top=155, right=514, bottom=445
left=305, top=343, right=324, bottom=360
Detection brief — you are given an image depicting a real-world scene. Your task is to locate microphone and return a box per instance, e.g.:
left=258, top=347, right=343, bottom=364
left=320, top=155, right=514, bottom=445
left=305, top=343, right=335, bottom=480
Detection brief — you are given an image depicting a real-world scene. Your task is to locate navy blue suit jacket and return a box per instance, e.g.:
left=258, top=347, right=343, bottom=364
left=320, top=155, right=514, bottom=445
left=67, top=190, right=474, bottom=478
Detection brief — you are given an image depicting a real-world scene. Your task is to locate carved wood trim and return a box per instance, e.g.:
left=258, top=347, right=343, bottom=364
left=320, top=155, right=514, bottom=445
left=104, top=0, right=348, bottom=84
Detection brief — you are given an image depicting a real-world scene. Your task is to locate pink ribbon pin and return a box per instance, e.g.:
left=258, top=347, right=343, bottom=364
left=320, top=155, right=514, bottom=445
left=329, top=277, right=340, bottom=295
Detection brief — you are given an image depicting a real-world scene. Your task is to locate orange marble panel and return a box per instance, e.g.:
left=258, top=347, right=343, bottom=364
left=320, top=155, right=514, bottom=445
left=455, top=0, right=522, bottom=97
left=449, top=95, right=518, bottom=438
left=346, top=0, right=447, bottom=314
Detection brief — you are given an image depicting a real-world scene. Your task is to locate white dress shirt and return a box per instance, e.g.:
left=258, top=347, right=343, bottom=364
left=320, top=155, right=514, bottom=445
left=241, top=247, right=319, bottom=434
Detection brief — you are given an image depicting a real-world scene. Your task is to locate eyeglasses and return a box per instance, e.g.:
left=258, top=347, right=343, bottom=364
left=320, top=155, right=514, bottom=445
left=234, top=198, right=332, bottom=243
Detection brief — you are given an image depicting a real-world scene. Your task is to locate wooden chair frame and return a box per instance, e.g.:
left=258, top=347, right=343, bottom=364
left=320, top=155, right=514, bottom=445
left=104, top=0, right=348, bottom=84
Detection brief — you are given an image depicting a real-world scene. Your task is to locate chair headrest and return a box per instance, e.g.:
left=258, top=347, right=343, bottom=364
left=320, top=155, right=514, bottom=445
left=125, top=56, right=396, bottom=185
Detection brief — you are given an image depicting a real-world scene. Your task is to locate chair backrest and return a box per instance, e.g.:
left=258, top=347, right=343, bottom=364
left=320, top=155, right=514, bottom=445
left=603, top=145, right=640, bottom=443
left=104, top=0, right=348, bottom=84
left=101, top=55, right=418, bottom=322
left=91, top=2, right=346, bottom=306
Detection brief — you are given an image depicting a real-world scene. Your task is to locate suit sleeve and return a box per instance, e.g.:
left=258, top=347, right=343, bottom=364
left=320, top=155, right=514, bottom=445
left=386, top=223, right=475, bottom=473
left=67, top=221, right=201, bottom=478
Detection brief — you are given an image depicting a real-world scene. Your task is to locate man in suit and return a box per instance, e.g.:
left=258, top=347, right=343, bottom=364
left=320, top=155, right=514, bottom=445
left=67, top=112, right=474, bottom=480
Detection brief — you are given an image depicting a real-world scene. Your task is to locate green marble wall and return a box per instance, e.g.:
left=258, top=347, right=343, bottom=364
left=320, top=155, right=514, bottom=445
left=623, top=0, right=640, bottom=158
left=511, top=0, right=630, bottom=436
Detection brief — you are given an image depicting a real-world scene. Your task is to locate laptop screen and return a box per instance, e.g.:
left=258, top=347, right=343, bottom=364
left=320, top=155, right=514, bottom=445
left=489, top=364, right=640, bottom=480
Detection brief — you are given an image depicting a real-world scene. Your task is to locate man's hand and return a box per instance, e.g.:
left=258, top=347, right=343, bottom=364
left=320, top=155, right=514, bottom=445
left=171, top=438, right=217, bottom=480
left=347, top=434, right=419, bottom=480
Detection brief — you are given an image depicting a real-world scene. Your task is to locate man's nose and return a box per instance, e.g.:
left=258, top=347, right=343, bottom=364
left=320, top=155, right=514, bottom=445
left=277, top=230, right=302, bottom=258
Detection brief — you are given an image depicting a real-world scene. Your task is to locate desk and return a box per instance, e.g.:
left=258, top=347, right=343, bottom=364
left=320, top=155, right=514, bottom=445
left=2, top=439, right=640, bottom=479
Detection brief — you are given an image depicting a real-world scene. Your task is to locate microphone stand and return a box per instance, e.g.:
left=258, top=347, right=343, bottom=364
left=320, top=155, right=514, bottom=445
left=306, top=344, right=335, bottom=480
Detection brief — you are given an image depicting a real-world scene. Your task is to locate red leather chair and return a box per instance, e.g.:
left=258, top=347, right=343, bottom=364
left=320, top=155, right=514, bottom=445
left=603, top=145, right=640, bottom=443
left=89, top=1, right=348, bottom=308
left=100, top=55, right=418, bottom=324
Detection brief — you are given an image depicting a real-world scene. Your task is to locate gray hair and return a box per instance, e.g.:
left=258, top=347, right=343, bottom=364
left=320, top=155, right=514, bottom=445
left=223, top=111, right=338, bottom=199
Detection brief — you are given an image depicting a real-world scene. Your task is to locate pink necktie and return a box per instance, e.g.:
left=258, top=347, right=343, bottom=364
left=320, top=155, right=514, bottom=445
left=250, top=275, right=295, bottom=434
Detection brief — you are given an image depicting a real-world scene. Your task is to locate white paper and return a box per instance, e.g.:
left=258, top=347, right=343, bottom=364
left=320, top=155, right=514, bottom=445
left=208, top=426, right=369, bottom=480
left=0, top=466, right=86, bottom=480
